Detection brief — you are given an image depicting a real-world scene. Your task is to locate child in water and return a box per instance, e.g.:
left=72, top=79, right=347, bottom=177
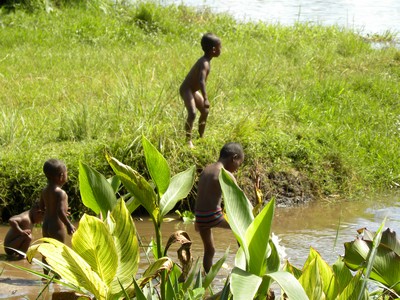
left=180, top=33, right=222, bottom=148
left=4, top=202, right=43, bottom=260
left=195, top=142, right=244, bottom=272
left=39, top=159, right=75, bottom=245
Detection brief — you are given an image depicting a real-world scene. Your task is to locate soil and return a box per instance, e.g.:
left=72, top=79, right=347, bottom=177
left=241, top=168, right=316, bottom=208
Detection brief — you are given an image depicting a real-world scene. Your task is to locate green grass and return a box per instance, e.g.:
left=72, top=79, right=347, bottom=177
left=0, top=0, right=399, bottom=220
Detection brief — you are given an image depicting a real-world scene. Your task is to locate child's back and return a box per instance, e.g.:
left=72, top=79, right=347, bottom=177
left=39, top=159, right=75, bottom=244
left=4, top=203, right=43, bottom=259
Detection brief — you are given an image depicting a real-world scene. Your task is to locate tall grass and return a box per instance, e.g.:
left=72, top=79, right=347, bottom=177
left=0, top=0, right=399, bottom=220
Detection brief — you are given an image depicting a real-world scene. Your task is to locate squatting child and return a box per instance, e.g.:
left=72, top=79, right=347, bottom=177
left=180, top=33, right=222, bottom=148
left=195, top=142, right=244, bottom=273
left=4, top=202, right=44, bottom=260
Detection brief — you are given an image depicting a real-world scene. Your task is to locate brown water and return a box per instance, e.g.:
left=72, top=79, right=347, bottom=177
left=1, top=194, right=399, bottom=299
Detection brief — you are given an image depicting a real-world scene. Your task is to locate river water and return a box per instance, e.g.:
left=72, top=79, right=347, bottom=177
left=1, top=193, right=399, bottom=298
left=164, top=0, right=400, bottom=35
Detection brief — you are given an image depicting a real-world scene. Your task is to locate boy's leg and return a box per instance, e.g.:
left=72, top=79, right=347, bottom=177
left=4, top=234, right=32, bottom=259
left=198, top=227, right=215, bottom=273
left=194, top=91, right=209, bottom=138
left=181, top=89, right=197, bottom=146
left=216, top=218, right=230, bottom=229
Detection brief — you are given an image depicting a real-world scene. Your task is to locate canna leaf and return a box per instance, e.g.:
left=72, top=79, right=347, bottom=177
left=230, top=267, right=262, bottom=299
left=79, top=161, right=117, bottom=217
left=108, top=199, right=140, bottom=294
left=106, top=154, right=159, bottom=221
left=159, top=165, right=196, bottom=217
left=142, top=135, right=170, bottom=197
left=71, top=214, right=118, bottom=287
left=27, top=238, right=108, bottom=299
left=245, top=198, right=275, bottom=276
left=299, top=258, right=324, bottom=300
left=267, top=271, right=309, bottom=300
left=219, top=168, right=253, bottom=260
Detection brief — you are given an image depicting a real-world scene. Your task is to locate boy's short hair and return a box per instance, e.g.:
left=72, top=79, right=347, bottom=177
left=43, top=159, right=66, bottom=179
left=201, top=33, right=221, bottom=53
left=219, top=142, right=244, bottom=159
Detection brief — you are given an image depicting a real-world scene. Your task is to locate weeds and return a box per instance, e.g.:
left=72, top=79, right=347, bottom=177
left=0, top=0, right=399, bottom=220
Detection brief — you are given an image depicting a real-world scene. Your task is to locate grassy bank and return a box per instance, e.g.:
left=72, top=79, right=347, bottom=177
left=0, top=0, right=399, bottom=221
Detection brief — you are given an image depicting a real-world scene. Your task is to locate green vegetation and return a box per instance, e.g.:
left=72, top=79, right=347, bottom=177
left=0, top=0, right=399, bottom=220
left=13, top=137, right=400, bottom=299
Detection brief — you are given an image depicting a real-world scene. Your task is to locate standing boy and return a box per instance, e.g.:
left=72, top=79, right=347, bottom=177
left=195, top=142, right=244, bottom=273
left=4, top=202, right=43, bottom=260
left=180, top=33, right=222, bottom=148
left=39, top=159, right=75, bottom=246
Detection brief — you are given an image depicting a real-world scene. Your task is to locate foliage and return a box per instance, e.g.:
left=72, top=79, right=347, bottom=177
left=107, top=135, right=196, bottom=259
left=26, top=199, right=140, bottom=299
left=343, top=226, right=400, bottom=297
left=218, top=168, right=308, bottom=299
left=0, top=0, right=400, bottom=220
left=175, top=210, right=195, bottom=223
left=15, top=136, right=224, bottom=299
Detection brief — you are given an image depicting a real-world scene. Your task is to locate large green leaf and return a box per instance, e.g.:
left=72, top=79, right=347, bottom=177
left=332, top=257, right=353, bottom=294
left=267, top=271, right=309, bottom=300
left=109, top=199, right=140, bottom=294
left=283, top=260, right=303, bottom=279
left=142, top=135, right=170, bottom=197
left=71, top=214, right=118, bottom=287
left=245, top=198, right=275, bottom=276
left=338, top=271, right=365, bottom=300
left=299, top=257, right=324, bottom=300
left=380, top=228, right=400, bottom=256
left=26, top=238, right=108, bottom=299
left=107, top=175, right=121, bottom=194
left=159, top=165, right=196, bottom=217
left=79, top=161, right=117, bottom=217
left=303, top=247, right=338, bottom=299
left=344, top=238, right=400, bottom=293
left=267, top=239, right=281, bottom=273
left=230, top=267, right=262, bottom=299
left=125, top=195, right=141, bottom=214
left=219, top=168, right=253, bottom=259
left=107, top=154, right=159, bottom=221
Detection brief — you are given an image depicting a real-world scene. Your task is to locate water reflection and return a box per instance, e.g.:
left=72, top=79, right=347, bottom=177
left=165, top=0, right=400, bottom=34
left=273, top=196, right=400, bottom=266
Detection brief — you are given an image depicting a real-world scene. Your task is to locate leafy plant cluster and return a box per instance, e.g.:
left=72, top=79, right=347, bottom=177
left=9, top=136, right=400, bottom=299
left=0, top=1, right=400, bottom=220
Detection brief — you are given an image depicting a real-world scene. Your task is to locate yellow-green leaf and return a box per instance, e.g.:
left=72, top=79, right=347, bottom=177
left=27, top=238, right=108, bottom=299
left=72, top=214, right=118, bottom=287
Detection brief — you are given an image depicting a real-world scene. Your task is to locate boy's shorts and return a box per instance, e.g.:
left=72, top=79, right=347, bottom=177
left=195, top=207, right=223, bottom=229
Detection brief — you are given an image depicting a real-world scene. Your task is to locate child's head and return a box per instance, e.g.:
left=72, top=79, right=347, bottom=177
left=201, top=33, right=221, bottom=56
left=30, top=201, right=44, bottom=224
left=43, top=159, right=68, bottom=185
left=219, top=142, right=244, bottom=172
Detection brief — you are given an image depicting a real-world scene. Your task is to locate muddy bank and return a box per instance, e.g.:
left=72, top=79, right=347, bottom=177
left=240, top=169, right=316, bottom=208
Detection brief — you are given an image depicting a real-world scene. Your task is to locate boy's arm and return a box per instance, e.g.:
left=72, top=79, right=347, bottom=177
left=199, top=60, right=210, bottom=107
left=39, top=192, right=45, bottom=211
left=9, top=215, right=26, bottom=235
left=58, top=191, right=76, bottom=235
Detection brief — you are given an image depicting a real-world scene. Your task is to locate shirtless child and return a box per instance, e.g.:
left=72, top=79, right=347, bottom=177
left=4, top=202, right=43, bottom=259
left=180, top=33, right=222, bottom=148
left=39, top=159, right=75, bottom=245
left=195, top=142, right=244, bottom=273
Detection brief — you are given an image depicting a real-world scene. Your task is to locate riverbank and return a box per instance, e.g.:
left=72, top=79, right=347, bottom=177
left=0, top=0, right=399, bottom=221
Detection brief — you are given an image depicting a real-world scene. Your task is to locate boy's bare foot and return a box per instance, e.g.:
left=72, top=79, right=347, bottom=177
left=187, top=140, right=194, bottom=148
